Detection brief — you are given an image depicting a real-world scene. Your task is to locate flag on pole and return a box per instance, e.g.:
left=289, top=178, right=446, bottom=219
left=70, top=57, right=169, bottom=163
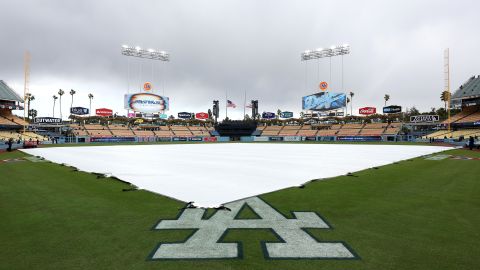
left=245, top=103, right=252, bottom=108
left=227, top=100, right=237, bottom=108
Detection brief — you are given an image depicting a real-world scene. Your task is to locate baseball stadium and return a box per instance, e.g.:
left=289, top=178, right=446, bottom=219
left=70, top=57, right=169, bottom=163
left=1, top=1, right=479, bottom=270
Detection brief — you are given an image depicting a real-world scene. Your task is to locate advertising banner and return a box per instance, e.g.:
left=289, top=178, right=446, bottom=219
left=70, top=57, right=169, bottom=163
left=70, top=107, right=89, bottom=115
left=96, top=108, right=113, bottom=117
left=269, top=136, right=284, bottom=141
left=303, top=113, right=319, bottom=118
left=304, top=136, right=317, bottom=141
left=359, top=107, right=376, bottom=115
left=335, top=112, right=345, bottom=116
left=284, top=136, right=301, bottom=141
left=178, top=112, right=193, bottom=119
left=203, top=137, right=217, bottom=142
left=33, top=117, right=62, bottom=124
left=127, top=113, right=135, bottom=118
left=262, top=112, right=275, bottom=119
left=195, top=112, right=209, bottom=120
left=302, top=92, right=347, bottom=111
left=159, top=113, right=168, bottom=119
left=337, top=136, right=382, bottom=141
left=383, top=105, right=402, bottom=114
left=280, top=111, right=294, bottom=118
left=124, top=93, right=169, bottom=113
left=172, top=137, right=188, bottom=141
left=253, top=136, right=270, bottom=142
left=90, top=137, right=136, bottom=143
left=410, top=115, right=439, bottom=123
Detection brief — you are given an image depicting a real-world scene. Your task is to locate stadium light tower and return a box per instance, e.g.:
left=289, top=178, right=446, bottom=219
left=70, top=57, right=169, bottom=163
left=121, top=44, right=170, bottom=98
left=301, top=44, right=350, bottom=91
left=121, top=45, right=170, bottom=61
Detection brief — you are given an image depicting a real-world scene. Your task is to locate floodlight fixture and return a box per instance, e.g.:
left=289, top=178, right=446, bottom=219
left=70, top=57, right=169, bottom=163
left=121, top=45, right=170, bottom=61
left=301, top=44, right=350, bottom=61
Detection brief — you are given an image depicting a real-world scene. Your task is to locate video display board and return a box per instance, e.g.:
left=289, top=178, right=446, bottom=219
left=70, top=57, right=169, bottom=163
left=124, top=93, right=169, bottom=113
left=302, top=92, right=346, bottom=111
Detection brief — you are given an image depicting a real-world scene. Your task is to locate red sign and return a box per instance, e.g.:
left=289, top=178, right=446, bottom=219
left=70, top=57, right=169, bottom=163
left=195, top=112, right=209, bottom=120
left=203, top=137, right=217, bottom=142
left=96, top=108, right=113, bottom=117
left=359, top=107, right=376, bottom=115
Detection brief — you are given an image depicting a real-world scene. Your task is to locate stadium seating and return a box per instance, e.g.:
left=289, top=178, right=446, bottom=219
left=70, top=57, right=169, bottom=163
left=132, top=127, right=155, bottom=137
left=426, top=129, right=480, bottom=139
left=456, top=110, right=480, bottom=123
left=316, top=129, right=338, bottom=136
left=0, top=116, right=17, bottom=126
left=0, top=130, right=47, bottom=141
left=70, top=124, right=89, bottom=136
left=261, top=125, right=283, bottom=136
left=109, top=124, right=135, bottom=137
left=359, top=122, right=388, bottom=136
left=188, top=126, right=211, bottom=136
left=84, top=124, right=113, bottom=137
left=336, top=128, right=361, bottom=136
left=171, top=126, right=193, bottom=136
left=278, top=125, right=301, bottom=136
left=443, top=106, right=478, bottom=124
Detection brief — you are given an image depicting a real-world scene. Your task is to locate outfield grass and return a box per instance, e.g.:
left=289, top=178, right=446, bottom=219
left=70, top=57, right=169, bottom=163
left=1, top=146, right=479, bottom=269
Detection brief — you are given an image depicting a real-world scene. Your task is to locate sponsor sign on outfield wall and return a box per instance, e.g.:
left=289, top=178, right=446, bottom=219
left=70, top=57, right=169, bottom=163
left=410, top=115, right=439, bottom=123
left=302, top=92, right=346, bottom=111
left=70, top=107, right=89, bottom=115
left=95, top=108, right=113, bottom=117
left=178, top=112, right=193, bottom=119
left=383, top=105, right=402, bottom=114
left=262, top=112, right=275, bottom=119
left=284, top=136, right=301, bottom=141
left=90, top=137, right=136, bottom=143
left=280, top=111, right=293, bottom=118
left=195, top=112, right=209, bottom=120
left=337, top=136, right=382, bottom=141
left=124, top=93, right=169, bottom=113
left=34, top=117, right=62, bottom=124
left=359, top=107, right=376, bottom=115
left=159, top=113, right=168, bottom=119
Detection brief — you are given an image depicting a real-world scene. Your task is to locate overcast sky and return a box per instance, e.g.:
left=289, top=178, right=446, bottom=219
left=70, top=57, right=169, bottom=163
left=1, top=0, right=479, bottom=119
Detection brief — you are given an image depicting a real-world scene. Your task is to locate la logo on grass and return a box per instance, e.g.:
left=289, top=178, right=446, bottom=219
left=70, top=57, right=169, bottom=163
left=150, top=197, right=357, bottom=260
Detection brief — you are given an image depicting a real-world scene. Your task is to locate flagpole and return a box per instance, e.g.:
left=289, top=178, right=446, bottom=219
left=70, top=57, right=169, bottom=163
left=243, top=89, right=246, bottom=120
left=225, top=90, right=228, bottom=119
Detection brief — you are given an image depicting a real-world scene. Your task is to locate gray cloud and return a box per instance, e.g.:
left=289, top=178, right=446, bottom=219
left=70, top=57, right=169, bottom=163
left=1, top=0, right=479, bottom=119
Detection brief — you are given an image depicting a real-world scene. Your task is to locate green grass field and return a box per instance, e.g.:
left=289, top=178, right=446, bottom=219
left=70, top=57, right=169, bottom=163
left=1, top=145, right=479, bottom=269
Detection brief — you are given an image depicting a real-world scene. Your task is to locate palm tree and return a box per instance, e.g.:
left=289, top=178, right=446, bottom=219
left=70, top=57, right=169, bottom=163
left=58, top=89, right=64, bottom=119
left=349, top=92, right=354, bottom=116
left=440, top=91, right=450, bottom=112
left=52, top=95, right=58, bottom=117
left=88, top=93, right=94, bottom=116
left=25, top=93, right=35, bottom=120
left=70, top=89, right=76, bottom=111
left=384, top=94, right=390, bottom=106
left=277, top=109, right=282, bottom=119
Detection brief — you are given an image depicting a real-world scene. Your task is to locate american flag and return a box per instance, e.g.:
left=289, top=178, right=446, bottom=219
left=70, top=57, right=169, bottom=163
left=245, top=103, right=253, bottom=108
left=227, top=100, right=237, bottom=108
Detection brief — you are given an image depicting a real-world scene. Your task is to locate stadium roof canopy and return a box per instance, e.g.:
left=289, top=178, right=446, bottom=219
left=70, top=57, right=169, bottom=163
left=452, top=75, right=480, bottom=100
left=0, top=80, right=24, bottom=103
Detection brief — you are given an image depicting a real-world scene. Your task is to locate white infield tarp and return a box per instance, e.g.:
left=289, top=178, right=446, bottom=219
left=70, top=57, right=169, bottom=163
left=21, top=143, right=450, bottom=207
